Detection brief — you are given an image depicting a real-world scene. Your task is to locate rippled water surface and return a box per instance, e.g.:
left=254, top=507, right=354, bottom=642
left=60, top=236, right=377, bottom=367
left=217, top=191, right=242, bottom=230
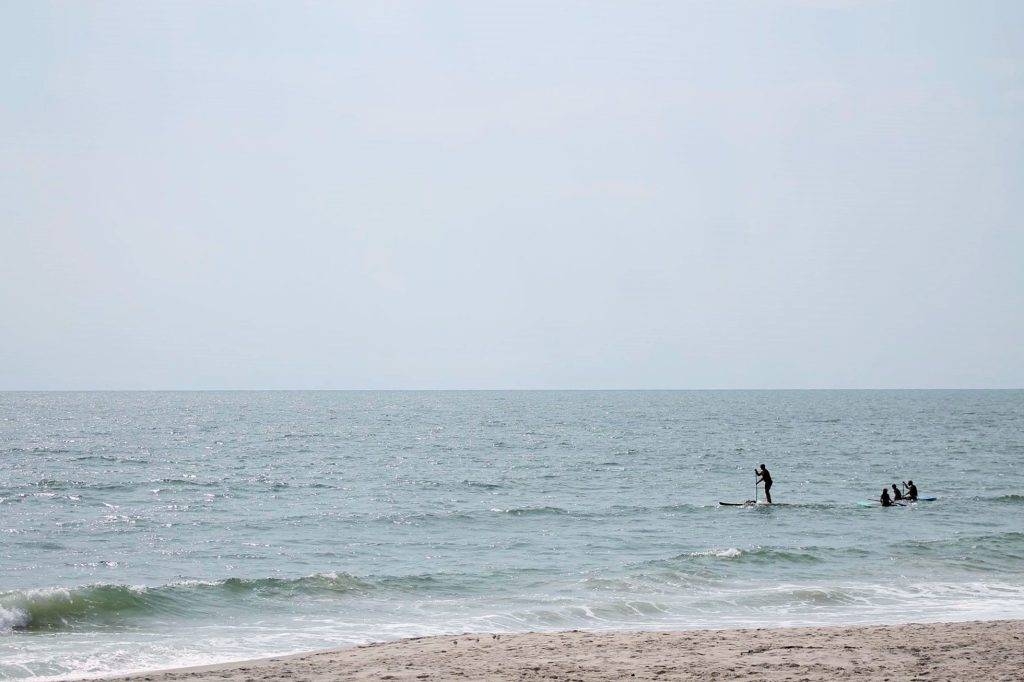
left=1, top=391, right=1022, bottom=679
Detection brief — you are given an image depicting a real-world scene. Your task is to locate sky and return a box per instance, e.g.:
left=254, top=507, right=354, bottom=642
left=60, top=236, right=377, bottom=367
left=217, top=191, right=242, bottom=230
left=1, top=1, right=1022, bottom=389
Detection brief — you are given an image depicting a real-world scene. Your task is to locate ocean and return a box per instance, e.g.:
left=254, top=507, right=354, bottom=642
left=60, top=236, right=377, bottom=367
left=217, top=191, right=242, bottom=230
left=1, top=390, right=1022, bottom=679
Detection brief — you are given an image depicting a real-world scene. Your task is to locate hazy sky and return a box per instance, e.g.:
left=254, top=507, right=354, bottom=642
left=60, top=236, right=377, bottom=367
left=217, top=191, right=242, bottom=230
left=2, top=1, right=1022, bottom=389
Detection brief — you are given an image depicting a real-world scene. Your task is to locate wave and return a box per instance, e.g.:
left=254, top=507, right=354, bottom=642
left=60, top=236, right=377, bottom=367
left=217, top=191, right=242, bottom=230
left=5, top=563, right=1024, bottom=639
left=154, top=478, right=220, bottom=487
left=688, top=547, right=744, bottom=559
left=901, top=531, right=1024, bottom=564
left=23, top=477, right=221, bottom=494
left=375, top=510, right=475, bottom=525
left=676, top=546, right=827, bottom=565
left=0, top=568, right=557, bottom=633
left=655, top=503, right=708, bottom=512
left=71, top=454, right=149, bottom=464
left=990, top=494, right=1024, bottom=504
left=491, top=506, right=569, bottom=516
left=905, top=530, right=1024, bottom=548
left=284, top=505, right=591, bottom=526
left=0, top=585, right=167, bottom=631
left=34, top=479, right=128, bottom=491
left=573, top=546, right=847, bottom=597
left=214, top=573, right=373, bottom=595
left=273, top=433, right=326, bottom=440
left=728, top=580, right=1024, bottom=614
left=462, top=480, right=503, bottom=490
left=0, top=573, right=375, bottom=632
left=3, top=446, right=74, bottom=455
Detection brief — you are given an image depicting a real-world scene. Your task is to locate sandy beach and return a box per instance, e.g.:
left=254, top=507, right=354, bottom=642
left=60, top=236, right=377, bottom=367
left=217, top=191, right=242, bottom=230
left=99, top=619, right=1024, bottom=681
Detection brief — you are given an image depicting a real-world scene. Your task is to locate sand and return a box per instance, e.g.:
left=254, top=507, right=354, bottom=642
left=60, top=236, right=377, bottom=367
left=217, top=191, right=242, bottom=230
left=99, top=619, right=1024, bottom=681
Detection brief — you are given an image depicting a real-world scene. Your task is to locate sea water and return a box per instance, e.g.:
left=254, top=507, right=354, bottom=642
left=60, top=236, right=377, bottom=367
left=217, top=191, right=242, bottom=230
left=1, top=390, right=1022, bottom=679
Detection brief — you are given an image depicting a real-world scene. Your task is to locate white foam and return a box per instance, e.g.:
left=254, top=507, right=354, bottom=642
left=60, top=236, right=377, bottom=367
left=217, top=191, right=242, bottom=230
left=691, top=548, right=743, bottom=558
left=0, top=606, right=30, bottom=632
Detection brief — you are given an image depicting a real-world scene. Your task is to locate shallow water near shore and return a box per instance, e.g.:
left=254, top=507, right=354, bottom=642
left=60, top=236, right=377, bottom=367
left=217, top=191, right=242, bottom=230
left=1, top=390, right=1022, bottom=679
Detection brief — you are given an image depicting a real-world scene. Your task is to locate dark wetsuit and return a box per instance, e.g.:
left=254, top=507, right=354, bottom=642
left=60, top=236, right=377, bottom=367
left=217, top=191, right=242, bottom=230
left=906, top=484, right=918, bottom=501
left=892, top=487, right=903, bottom=501
left=881, top=490, right=893, bottom=507
left=757, top=467, right=773, bottom=504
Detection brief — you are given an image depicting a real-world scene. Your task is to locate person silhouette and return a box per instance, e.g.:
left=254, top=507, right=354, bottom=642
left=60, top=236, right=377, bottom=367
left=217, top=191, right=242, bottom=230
left=904, top=480, right=918, bottom=501
left=755, top=464, right=773, bottom=504
left=880, top=488, right=893, bottom=507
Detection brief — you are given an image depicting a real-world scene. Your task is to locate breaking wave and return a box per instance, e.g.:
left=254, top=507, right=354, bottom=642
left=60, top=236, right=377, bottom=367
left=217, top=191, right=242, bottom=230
left=0, top=573, right=374, bottom=632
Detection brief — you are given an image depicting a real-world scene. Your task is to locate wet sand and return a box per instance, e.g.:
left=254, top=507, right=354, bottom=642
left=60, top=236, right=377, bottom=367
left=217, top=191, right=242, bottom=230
left=99, top=619, right=1024, bottom=681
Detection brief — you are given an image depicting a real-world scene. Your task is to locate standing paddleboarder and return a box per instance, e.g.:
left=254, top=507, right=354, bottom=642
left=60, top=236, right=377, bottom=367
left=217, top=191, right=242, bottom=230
left=755, top=464, right=773, bottom=504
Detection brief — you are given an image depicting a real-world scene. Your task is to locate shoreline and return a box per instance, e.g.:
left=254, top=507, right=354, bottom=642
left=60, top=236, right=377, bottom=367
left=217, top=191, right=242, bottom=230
left=94, top=619, right=1024, bottom=681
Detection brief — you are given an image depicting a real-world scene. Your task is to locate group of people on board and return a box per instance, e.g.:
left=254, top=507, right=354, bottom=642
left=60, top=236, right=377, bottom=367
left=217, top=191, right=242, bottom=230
left=744, top=465, right=919, bottom=508
left=880, top=480, right=918, bottom=507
